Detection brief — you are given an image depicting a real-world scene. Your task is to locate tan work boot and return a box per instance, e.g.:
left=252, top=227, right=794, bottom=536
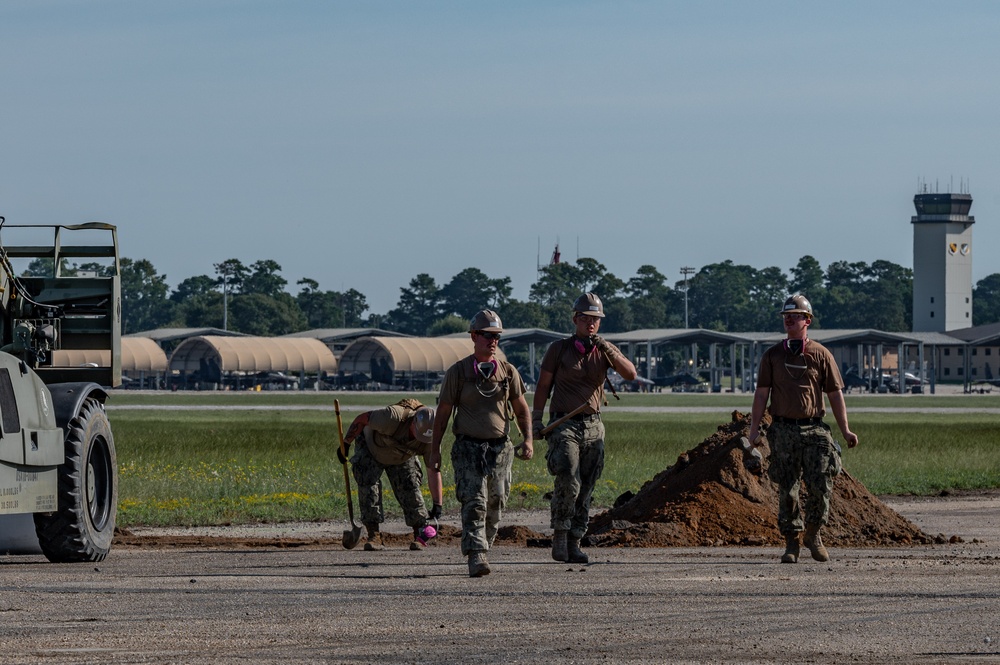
left=804, top=523, right=830, bottom=562
left=781, top=532, right=800, bottom=563
left=363, top=523, right=384, bottom=551
left=410, top=527, right=425, bottom=551
left=567, top=536, right=589, bottom=564
left=551, top=530, right=568, bottom=562
left=468, top=551, right=491, bottom=577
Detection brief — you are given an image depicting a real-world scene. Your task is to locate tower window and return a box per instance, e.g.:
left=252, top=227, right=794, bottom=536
left=930, top=297, right=935, bottom=303
left=944, top=367, right=951, bottom=376
left=944, top=348, right=950, bottom=356
left=966, top=297, right=970, bottom=303
left=930, top=312, right=935, bottom=318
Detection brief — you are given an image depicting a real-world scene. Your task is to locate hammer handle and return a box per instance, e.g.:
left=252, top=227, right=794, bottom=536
left=540, top=403, right=591, bottom=436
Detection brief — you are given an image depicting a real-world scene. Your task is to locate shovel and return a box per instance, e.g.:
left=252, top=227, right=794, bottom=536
left=335, top=399, right=363, bottom=549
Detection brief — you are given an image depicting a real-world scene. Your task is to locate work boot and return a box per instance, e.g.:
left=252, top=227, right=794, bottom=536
left=551, top=530, right=568, bottom=562
left=781, top=532, right=800, bottom=564
left=410, top=527, right=425, bottom=551
left=468, top=551, right=491, bottom=577
left=804, top=523, right=830, bottom=562
left=363, top=523, right=384, bottom=551
left=567, top=536, right=589, bottom=564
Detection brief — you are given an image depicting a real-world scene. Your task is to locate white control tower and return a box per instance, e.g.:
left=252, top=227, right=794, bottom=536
left=911, top=191, right=974, bottom=332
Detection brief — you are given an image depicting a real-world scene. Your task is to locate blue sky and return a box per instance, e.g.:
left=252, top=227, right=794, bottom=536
left=2, top=1, right=999, bottom=315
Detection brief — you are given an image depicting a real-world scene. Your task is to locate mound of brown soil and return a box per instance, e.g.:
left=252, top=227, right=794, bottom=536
left=588, top=410, right=932, bottom=548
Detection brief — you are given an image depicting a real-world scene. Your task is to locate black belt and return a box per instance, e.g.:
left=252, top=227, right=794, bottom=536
left=773, top=416, right=823, bottom=426
left=552, top=412, right=601, bottom=421
left=458, top=434, right=508, bottom=446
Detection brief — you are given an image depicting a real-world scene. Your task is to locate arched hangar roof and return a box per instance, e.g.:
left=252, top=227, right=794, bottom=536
left=51, top=336, right=168, bottom=372
left=169, top=336, right=337, bottom=373
left=339, top=337, right=507, bottom=374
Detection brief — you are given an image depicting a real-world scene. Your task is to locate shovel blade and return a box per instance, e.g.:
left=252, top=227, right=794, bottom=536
left=342, top=526, right=363, bottom=550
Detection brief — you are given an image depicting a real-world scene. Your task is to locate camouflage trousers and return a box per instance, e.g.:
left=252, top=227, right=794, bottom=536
left=350, top=437, right=429, bottom=529
left=545, top=415, right=605, bottom=540
left=451, top=435, right=513, bottom=556
left=766, top=420, right=842, bottom=534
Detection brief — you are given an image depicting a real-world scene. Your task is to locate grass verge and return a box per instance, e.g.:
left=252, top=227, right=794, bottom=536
left=108, top=392, right=1000, bottom=527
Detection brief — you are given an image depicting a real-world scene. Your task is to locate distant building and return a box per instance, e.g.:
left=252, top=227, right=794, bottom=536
left=911, top=190, right=974, bottom=332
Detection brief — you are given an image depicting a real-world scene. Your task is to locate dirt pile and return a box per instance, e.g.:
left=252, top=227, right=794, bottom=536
left=587, top=410, right=933, bottom=548
left=116, top=411, right=938, bottom=552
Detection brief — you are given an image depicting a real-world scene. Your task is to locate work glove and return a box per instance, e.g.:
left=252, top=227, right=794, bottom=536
left=337, top=442, right=350, bottom=465
left=429, top=503, right=443, bottom=520
left=532, top=410, right=545, bottom=441
left=592, top=334, right=617, bottom=358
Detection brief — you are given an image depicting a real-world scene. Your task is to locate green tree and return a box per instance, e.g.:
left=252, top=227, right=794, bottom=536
left=229, top=292, right=307, bottom=336
left=340, top=289, right=369, bottom=327
left=297, top=278, right=342, bottom=328
left=974, top=274, right=1000, bottom=325
left=213, top=259, right=248, bottom=294
left=820, top=260, right=911, bottom=331
left=385, top=273, right=442, bottom=335
left=439, top=268, right=512, bottom=318
left=746, top=266, right=789, bottom=331
left=626, top=265, right=672, bottom=329
left=120, top=258, right=173, bottom=334
left=499, top=300, right=550, bottom=329
left=530, top=258, right=624, bottom=331
left=169, top=275, right=222, bottom=328
left=789, top=255, right=824, bottom=296
left=243, top=259, right=287, bottom=298
left=687, top=261, right=755, bottom=330
left=427, top=315, right=468, bottom=336
left=22, top=257, right=76, bottom=277
left=863, top=260, right=911, bottom=331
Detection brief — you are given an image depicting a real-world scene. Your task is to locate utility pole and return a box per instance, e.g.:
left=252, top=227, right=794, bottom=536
left=222, top=273, right=229, bottom=331
left=680, top=266, right=696, bottom=328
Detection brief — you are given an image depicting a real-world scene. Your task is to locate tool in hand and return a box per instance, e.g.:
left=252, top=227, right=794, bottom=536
left=540, top=402, right=591, bottom=438
left=335, top=399, right=364, bottom=550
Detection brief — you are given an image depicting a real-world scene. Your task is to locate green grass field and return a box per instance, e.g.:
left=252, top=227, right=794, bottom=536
left=107, top=390, right=1000, bottom=527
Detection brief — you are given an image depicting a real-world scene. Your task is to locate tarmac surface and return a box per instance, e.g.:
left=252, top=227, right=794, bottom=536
left=2, top=493, right=999, bottom=664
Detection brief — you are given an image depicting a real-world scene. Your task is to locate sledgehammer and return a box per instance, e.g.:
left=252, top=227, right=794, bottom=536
left=540, top=403, right=591, bottom=438
left=739, top=436, right=764, bottom=474
left=335, top=399, right=364, bottom=549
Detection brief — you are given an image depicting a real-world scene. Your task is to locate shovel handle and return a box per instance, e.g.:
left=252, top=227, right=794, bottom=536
left=334, top=399, right=348, bottom=458
left=334, top=399, right=359, bottom=527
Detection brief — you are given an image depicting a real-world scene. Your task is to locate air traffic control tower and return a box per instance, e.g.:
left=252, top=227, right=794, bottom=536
left=911, top=191, right=974, bottom=332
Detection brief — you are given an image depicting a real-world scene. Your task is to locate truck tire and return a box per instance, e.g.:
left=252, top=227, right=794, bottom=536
left=34, top=397, right=118, bottom=563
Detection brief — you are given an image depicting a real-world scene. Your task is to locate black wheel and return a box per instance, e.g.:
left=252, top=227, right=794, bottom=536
left=34, top=397, right=118, bottom=563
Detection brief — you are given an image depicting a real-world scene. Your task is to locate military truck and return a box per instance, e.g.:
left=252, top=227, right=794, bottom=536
left=0, top=220, right=119, bottom=562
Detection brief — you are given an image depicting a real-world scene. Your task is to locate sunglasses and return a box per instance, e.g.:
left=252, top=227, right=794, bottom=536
left=782, top=313, right=807, bottom=321
left=474, top=331, right=501, bottom=341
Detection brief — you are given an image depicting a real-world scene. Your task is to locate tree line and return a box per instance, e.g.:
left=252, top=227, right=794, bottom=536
left=30, top=255, right=1000, bottom=337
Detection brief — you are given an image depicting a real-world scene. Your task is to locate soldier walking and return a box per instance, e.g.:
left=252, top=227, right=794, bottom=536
left=747, top=294, right=859, bottom=563
left=532, top=293, right=637, bottom=564
left=429, top=309, right=533, bottom=577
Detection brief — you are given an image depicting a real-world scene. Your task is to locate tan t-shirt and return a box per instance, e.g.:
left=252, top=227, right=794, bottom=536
left=438, top=355, right=526, bottom=440
left=540, top=338, right=610, bottom=414
left=362, top=404, right=425, bottom=466
left=757, top=339, right=844, bottom=419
